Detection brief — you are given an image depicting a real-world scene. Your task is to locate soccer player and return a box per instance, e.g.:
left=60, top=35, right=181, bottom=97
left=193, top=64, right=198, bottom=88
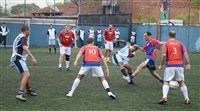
left=66, top=38, right=116, bottom=99
left=57, top=25, right=75, bottom=71
left=112, top=42, right=138, bottom=84
left=103, top=24, right=115, bottom=62
left=0, top=22, right=9, bottom=48
left=128, top=31, right=164, bottom=83
left=9, top=25, right=37, bottom=101
left=158, top=31, right=191, bottom=104
left=96, top=28, right=102, bottom=48
left=47, top=24, right=56, bottom=53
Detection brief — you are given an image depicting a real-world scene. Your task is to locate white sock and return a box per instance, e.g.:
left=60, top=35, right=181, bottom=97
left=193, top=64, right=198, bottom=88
left=59, top=64, right=62, bottom=68
left=180, top=86, right=189, bottom=100
left=70, top=78, right=80, bottom=93
left=65, top=61, right=70, bottom=68
left=162, top=85, right=169, bottom=98
left=102, top=80, right=110, bottom=90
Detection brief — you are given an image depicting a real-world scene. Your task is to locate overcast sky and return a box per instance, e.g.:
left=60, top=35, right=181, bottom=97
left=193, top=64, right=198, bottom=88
left=0, top=0, right=70, bottom=9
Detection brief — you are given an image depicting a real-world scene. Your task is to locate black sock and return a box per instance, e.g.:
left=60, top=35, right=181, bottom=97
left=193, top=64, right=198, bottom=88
left=54, top=46, right=56, bottom=53
left=26, top=87, right=32, bottom=92
left=106, top=88, right=111, bottom=92
left=120, top=68, right=127, bottom=76
left=49, top=48, right=51, bottom=53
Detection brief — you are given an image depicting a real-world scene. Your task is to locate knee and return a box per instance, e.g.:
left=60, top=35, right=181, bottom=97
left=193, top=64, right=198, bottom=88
left=178, top=81, right=186, bottom=87
left=23, top=72, right=30, bottom=78
left=65, top=55, right=70, bottom=61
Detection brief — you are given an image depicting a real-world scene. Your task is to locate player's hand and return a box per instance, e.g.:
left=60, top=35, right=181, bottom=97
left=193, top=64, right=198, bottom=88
left=59, top=43, right=63, bottom=47
left=105, top=68, right=109, bottom=77
left=158, top=65, right=163, bottom=70
left=32, top=58, right=38, bottom=65
left=74, top=61, right=78, bottom=66
left=185, top=64, right=190, bottom=71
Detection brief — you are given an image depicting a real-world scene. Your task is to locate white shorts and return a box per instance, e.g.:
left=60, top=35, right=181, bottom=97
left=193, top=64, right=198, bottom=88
left=164, top=67, right=184, bottom=81
left=78, top=66, right=104, bottom=77
left=60, top=46, right=71, bottom=55
left=112, top=54, right=128, bottom=66
left=105, top=41, right=113, bottom=50
left=49, top=39, right=55, bottom=45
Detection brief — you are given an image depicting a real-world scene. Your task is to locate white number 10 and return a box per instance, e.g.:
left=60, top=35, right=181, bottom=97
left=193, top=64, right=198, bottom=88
left=89, top=49, right=97, bottom=54
left=173, top=47, right=177, bottom=54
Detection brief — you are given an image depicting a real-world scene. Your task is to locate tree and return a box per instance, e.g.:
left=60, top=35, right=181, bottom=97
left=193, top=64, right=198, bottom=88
left=11, top=3, right=40, bottom=15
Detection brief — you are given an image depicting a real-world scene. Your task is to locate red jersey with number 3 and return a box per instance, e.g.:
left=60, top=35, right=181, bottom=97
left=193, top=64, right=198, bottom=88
left=162, top=39, right=187, bottom=67
left=80, top=44, right=103, bottom=66
left=58, top=30, right=74, bottom=47
left=104, top=28, right=115, bottom=42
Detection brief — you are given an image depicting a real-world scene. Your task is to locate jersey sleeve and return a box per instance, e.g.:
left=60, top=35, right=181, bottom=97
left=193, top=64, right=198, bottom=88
left=21, top=37, right=28, bottom=46
left=71, top=31, right=75, bottom=39
left=153, top=39, right=160, bottom=46
left=162, top=43, right=167, bottom=54
left=98, top=48, right=103, bottom=57
left=55, top=30, right=56, bottom=35
left=58, top=31, right=62, bottom=38
left=103, top=30, right=107, bottom=36
left=47, top=30, right=49, bottom=35
left=80, top=46, right=85, bottom=54
left=181, top=43, right=187, bottom=53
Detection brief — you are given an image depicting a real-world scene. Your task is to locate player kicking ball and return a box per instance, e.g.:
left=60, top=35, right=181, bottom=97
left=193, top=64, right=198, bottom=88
left=66, top=38, right=116, bottom=99
left=128, top=31, right=164, bottom=83
left=158, top=31, right=190, bottom=104
left=112, top=42, right=138, bottom=84
left=9, top=25, right=37, bottom=101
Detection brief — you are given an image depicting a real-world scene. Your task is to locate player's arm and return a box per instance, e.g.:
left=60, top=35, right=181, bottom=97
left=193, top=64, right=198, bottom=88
left=133, top=44, right=144, bottom=52
left=74, top=50, right=82, bottom=66
left=103, top=30, right=107, bottom=43
left=57, top=33, right=62, bottom=47
left=158, top=41, right=165, bottom=45
left=73, top=32, right=77, bottom=48
left=159, top=44, right=166, bottom=69
left=182, top=44, right=190, bottom=70
left=22, top=37, right=37, bottom=65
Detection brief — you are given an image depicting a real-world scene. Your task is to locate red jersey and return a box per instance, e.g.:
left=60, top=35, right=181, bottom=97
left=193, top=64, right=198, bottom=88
left=162, top=39, right=187, bottom=67
left=143, top=38, right=159, bottom=60
left=58, top=30, right=74, bottom=47
left=80, top=44, right=103, bottom=66
left=104, top=28, right=115, bottom=42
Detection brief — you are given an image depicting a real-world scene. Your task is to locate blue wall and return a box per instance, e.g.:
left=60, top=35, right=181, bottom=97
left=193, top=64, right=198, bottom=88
left=4, top=23, right=200, bottom=52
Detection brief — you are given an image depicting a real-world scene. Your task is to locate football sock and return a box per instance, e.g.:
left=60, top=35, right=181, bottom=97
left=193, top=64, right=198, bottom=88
left=49, top=48, right=51, bottom=53
left=160, top=79, right=164, bottom=83
left=70, top=78, right=80, bottom=93
left=59, top=64, right=62, bottom=68
left=17, top=90, right=24, bottom=95
left=162, top=85, right=169, bottom=98
left=180, top=86, right=189, bottom=100
left=102, top=80, right=110, bottom=92
left=54, top=46, right=56, bottom=53
left=65, top=61, right=70, bottom=68
left=26, top=87, right=32, bottom=92
left=120, top=68, right=127, bottom=76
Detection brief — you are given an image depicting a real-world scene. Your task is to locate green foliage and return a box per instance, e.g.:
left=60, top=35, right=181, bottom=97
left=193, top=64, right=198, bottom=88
left=149, top=16, right=157, bottom=23
left=11, top=3, right=40, bottom=15
left=138, top=14, right=147, bottom=23
left=175, top=13, right=194, bottom=25
left=190, top=0, right=200, bottom=8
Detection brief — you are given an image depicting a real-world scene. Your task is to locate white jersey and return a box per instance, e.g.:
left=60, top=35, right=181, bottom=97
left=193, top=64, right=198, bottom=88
left=11, top=33, right=28, bottom=62
left=47, top=28, right=56, bottom=39
left=0, top=26, right=9, bottom=36
left=117, top=45, right=130, bottom=61
left=80, top=30, right=85, bottom=40
left=89, top=29, right=95, bottom=38
left=115, top=31, right=120, bottom=39
left=71, top=29, right=77, bottom=40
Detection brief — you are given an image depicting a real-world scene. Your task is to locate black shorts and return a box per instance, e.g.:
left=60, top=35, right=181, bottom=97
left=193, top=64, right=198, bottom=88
left=145, top=59, right=156, bottom=71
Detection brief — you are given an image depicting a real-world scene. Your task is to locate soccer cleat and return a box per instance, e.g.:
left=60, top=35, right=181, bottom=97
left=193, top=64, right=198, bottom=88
left=184, top=99, right=190, bottom=105
left=158, top=98, right=167, bottom=104
left=108, top=92, right=116, bottom=99
left=122, top=75, right=131, bottom=83
left=16, top=94, right=26, bottom=101
left=66, top=91, right=73, bottom=97
left=107, top=59, right=111, bottom=63
left=58, top=68, right=62, bottom=71
left=27, top=90, right=37, bottom=96
left=66, top=68, right=71, bottom=71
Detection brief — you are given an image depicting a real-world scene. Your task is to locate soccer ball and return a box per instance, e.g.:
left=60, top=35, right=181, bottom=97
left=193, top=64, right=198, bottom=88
left=169, top=81, right=179, bottom=89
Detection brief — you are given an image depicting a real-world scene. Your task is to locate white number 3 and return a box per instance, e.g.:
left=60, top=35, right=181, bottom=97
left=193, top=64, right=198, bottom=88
left=173, top=47, right=177, bottom=54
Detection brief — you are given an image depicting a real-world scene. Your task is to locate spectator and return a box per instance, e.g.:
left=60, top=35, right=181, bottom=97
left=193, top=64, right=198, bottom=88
left=0, top=22, right=10, bottom=48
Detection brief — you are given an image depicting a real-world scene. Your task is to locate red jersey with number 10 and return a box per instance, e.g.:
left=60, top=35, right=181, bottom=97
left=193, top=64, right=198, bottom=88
left=80, top=44, right=103, bottom=66
left=162, top=39, right=187, bottom=67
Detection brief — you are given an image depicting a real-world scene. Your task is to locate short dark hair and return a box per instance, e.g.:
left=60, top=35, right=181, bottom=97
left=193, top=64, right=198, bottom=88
left=87, top=38, right=94, bottom=44
left=168, top=31, right=176, bottom=38
left=50, top=24, right=53, bottom=26
left=2, top=22, right=6, bottom=24
left=145, top=31, right=151, bottom=36
left=21, top=25, right=29, bottom=32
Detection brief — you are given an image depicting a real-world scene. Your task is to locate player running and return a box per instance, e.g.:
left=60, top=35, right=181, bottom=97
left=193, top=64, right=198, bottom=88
left=112, top=42, right=138, bottom=84
left=57, top=25, right=75, bottom=71
left=66, top=38, right=116, bottom=99
left=103, top=24, right=115, bottom=62
left=128, top=31, right=164, bottom=83
left=158, top=31, right=190, bottom=104
left=9, top=25, right=38, bottom=101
